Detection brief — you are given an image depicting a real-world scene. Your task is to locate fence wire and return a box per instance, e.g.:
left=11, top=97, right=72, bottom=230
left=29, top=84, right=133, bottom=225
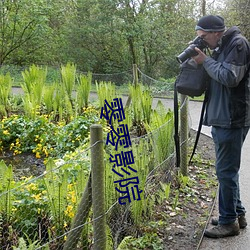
left=0, top=67, right=191, bottom=249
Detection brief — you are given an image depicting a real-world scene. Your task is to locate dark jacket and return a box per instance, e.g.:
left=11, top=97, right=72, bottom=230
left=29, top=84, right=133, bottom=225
left=203, top=26, right=250, bottom=128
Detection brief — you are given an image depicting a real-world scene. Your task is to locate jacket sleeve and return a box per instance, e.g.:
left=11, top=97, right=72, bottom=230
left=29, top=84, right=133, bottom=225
left=203, top=38, right=250, bottom=87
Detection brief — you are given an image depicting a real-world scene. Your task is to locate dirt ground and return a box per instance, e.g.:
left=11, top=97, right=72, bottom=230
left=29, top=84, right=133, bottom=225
left=159, top=130, right=217, bottom=250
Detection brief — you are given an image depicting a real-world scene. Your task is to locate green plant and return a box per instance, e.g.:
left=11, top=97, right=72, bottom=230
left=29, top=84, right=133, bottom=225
left=0, top=108, right=99, bottom=158
left=13, top=233, right=49, bottom=250
left=145, top=100, right=174, bottom=164
left=21, top=65, right=47, bottom=118
left=178, top=173, right=191, bottom=189
left=128, top=84, right=154, bottom=136
left=60, top=62, right=76, bottom=102
left=158, top=182, right=171, bottom=202
left=0, top=73, right=12, bottom=117
left=12, top=176, right=49, bottom=241
left=43, top=84, right=56, bottom=114
left=117, top=233, right=163, bottom=250
left=76, top=72, right=92, bottom=111
left=172, top=190, right=180, bottom=210
left=0, top=161, right=15, bottom=222
left=96, top=81, right=117, bottom=108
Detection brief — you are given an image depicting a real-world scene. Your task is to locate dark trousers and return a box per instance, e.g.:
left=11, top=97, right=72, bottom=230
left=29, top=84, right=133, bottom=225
left=211, top=126, right=249, bottom=225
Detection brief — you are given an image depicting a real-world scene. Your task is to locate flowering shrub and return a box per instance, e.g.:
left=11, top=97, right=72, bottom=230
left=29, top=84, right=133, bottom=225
left=0, top=106, right=99, bottom=158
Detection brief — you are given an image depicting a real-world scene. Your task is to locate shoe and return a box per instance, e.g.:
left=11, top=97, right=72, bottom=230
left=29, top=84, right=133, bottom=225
left=204, top=222, right=240, bottom=238
left=211, top=214, right=247, bottom=229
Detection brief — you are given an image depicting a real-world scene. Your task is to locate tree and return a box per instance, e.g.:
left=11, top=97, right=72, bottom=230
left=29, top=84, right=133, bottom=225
left=0, top=0, right=48, bottom=65
left=220, top=0, right=250, bottom=39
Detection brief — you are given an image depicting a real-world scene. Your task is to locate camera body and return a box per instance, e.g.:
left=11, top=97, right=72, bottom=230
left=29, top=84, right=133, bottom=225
left=176, top=36, right=208, bottom=64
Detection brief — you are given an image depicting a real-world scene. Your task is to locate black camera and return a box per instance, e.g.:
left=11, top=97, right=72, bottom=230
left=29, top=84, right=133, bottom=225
left=176, top=36, right=208, bottom=64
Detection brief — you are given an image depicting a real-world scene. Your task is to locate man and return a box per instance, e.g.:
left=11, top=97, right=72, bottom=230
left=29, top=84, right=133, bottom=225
left=192, top=15, right=250, bottom=238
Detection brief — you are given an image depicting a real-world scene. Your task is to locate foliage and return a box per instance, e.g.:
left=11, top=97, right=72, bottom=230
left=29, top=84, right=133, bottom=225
left=0, top=108, right=99, bottom=158
left=145, top=100, right=175, bottom=163
left=96, top=81, right=117, bottom=109
left=117, top=233, right=163, bottom=250
left=0, top=161, right=15, bottom=222
left=61, top=63, right=76, bottom=102
left=0, top=73, right=12, bottom=117
left=76, top=72, right=92, bottom=110
left=0, top=146, right=91, bottom=248
left=0, top=0, right=225, bottom=78
left=0, top=79, right=177, bottom=248
left=0, top=0, right=52, bottom=65
left=21, top=65, right=47, bottom=118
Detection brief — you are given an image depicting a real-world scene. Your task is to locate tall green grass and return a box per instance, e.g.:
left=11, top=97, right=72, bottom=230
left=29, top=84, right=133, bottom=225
left=0, top=73, right=12, bottom=116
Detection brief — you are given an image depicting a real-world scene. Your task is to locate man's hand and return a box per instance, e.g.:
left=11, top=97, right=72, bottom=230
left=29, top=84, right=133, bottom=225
left=192, top=47, right=207, bottom=64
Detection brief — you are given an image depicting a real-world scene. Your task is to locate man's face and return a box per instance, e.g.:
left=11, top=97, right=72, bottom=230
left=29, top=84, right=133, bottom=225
left=196, top=30, right=222, bottom=49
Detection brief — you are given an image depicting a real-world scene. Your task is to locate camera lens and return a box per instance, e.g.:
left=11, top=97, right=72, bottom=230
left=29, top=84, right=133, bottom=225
left=176, top=45, right=198, bottom=63
left=176, top=37, right=208, bottom=63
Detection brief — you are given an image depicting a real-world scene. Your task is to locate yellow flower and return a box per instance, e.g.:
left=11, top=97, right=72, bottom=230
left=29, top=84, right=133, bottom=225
left=71, top=195, right=76, bottom=204
left=32, top=193, right=42, bottom=201
left=12, top=207, right=17, bottom=212
left=3, top=130, right=9, bottom=135
left=26, top=183, right=37, bottom=191
left=36, top=152, right=41, bottom=159
left=42, top=147, right=49, bottom=157
left=65, top=205, right=74, bottom=218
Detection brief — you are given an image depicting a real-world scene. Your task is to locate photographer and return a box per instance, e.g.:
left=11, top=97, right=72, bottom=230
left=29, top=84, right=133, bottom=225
left=192, top=15, right=250, bottom=238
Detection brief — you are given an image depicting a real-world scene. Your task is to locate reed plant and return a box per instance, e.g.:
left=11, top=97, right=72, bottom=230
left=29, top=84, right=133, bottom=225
left=60, top=63, right=76, bottom=102
left=0, top=161, right=14, bottom=222
left=129, top=84, right=143, bottom=124
left=76, top=72, right=92, bottom=112
left=0, top=73, right=12, bottom=117
left=43, top=84, right=55, bottom=114
left=130, top=138, right=153, bottom=224
left=96, top=81, right=117, bottom=108
left=129, top=84, right=153, bottom=134
left=43, top=159, right=69, bottom=242
left=145, top=100, right=174, bottom=164
left=21, top=65, right=47, bottom=118
left=52, top=82, right=73, bottom=122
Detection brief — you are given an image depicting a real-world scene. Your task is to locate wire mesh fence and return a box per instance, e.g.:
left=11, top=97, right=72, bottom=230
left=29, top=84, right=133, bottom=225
left=0, top=65, right=190, bottom=249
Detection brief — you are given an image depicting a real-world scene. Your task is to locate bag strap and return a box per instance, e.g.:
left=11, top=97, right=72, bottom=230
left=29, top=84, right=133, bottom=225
left=174, top=80, right=180, bottom=168
left=188, top=91, right=208, bottom=164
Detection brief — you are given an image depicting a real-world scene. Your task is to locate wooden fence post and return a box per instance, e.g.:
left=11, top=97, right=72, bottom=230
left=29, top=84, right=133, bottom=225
left=133, top=63, right=138, bottom=86
left=125, top=64, right=138, bottom=109
left=91, top=124, right=106, bottom=250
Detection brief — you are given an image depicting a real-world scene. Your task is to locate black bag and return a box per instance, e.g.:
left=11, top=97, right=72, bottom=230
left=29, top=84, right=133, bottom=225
left=174, top=58, right=209, bottom=168
left=175, top=58, right=208, bottom=97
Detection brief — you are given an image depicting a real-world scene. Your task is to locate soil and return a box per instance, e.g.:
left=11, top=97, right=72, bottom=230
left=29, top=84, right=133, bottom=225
left=0, top=152, right=45, bottom=180
left=159, top=130, right=217, bottom=250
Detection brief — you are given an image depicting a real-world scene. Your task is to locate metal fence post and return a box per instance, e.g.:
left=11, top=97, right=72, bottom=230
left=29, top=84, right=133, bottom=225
left=91, top=124, right=106, bottom=250
left=180, top=94, right=189, bottom=176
